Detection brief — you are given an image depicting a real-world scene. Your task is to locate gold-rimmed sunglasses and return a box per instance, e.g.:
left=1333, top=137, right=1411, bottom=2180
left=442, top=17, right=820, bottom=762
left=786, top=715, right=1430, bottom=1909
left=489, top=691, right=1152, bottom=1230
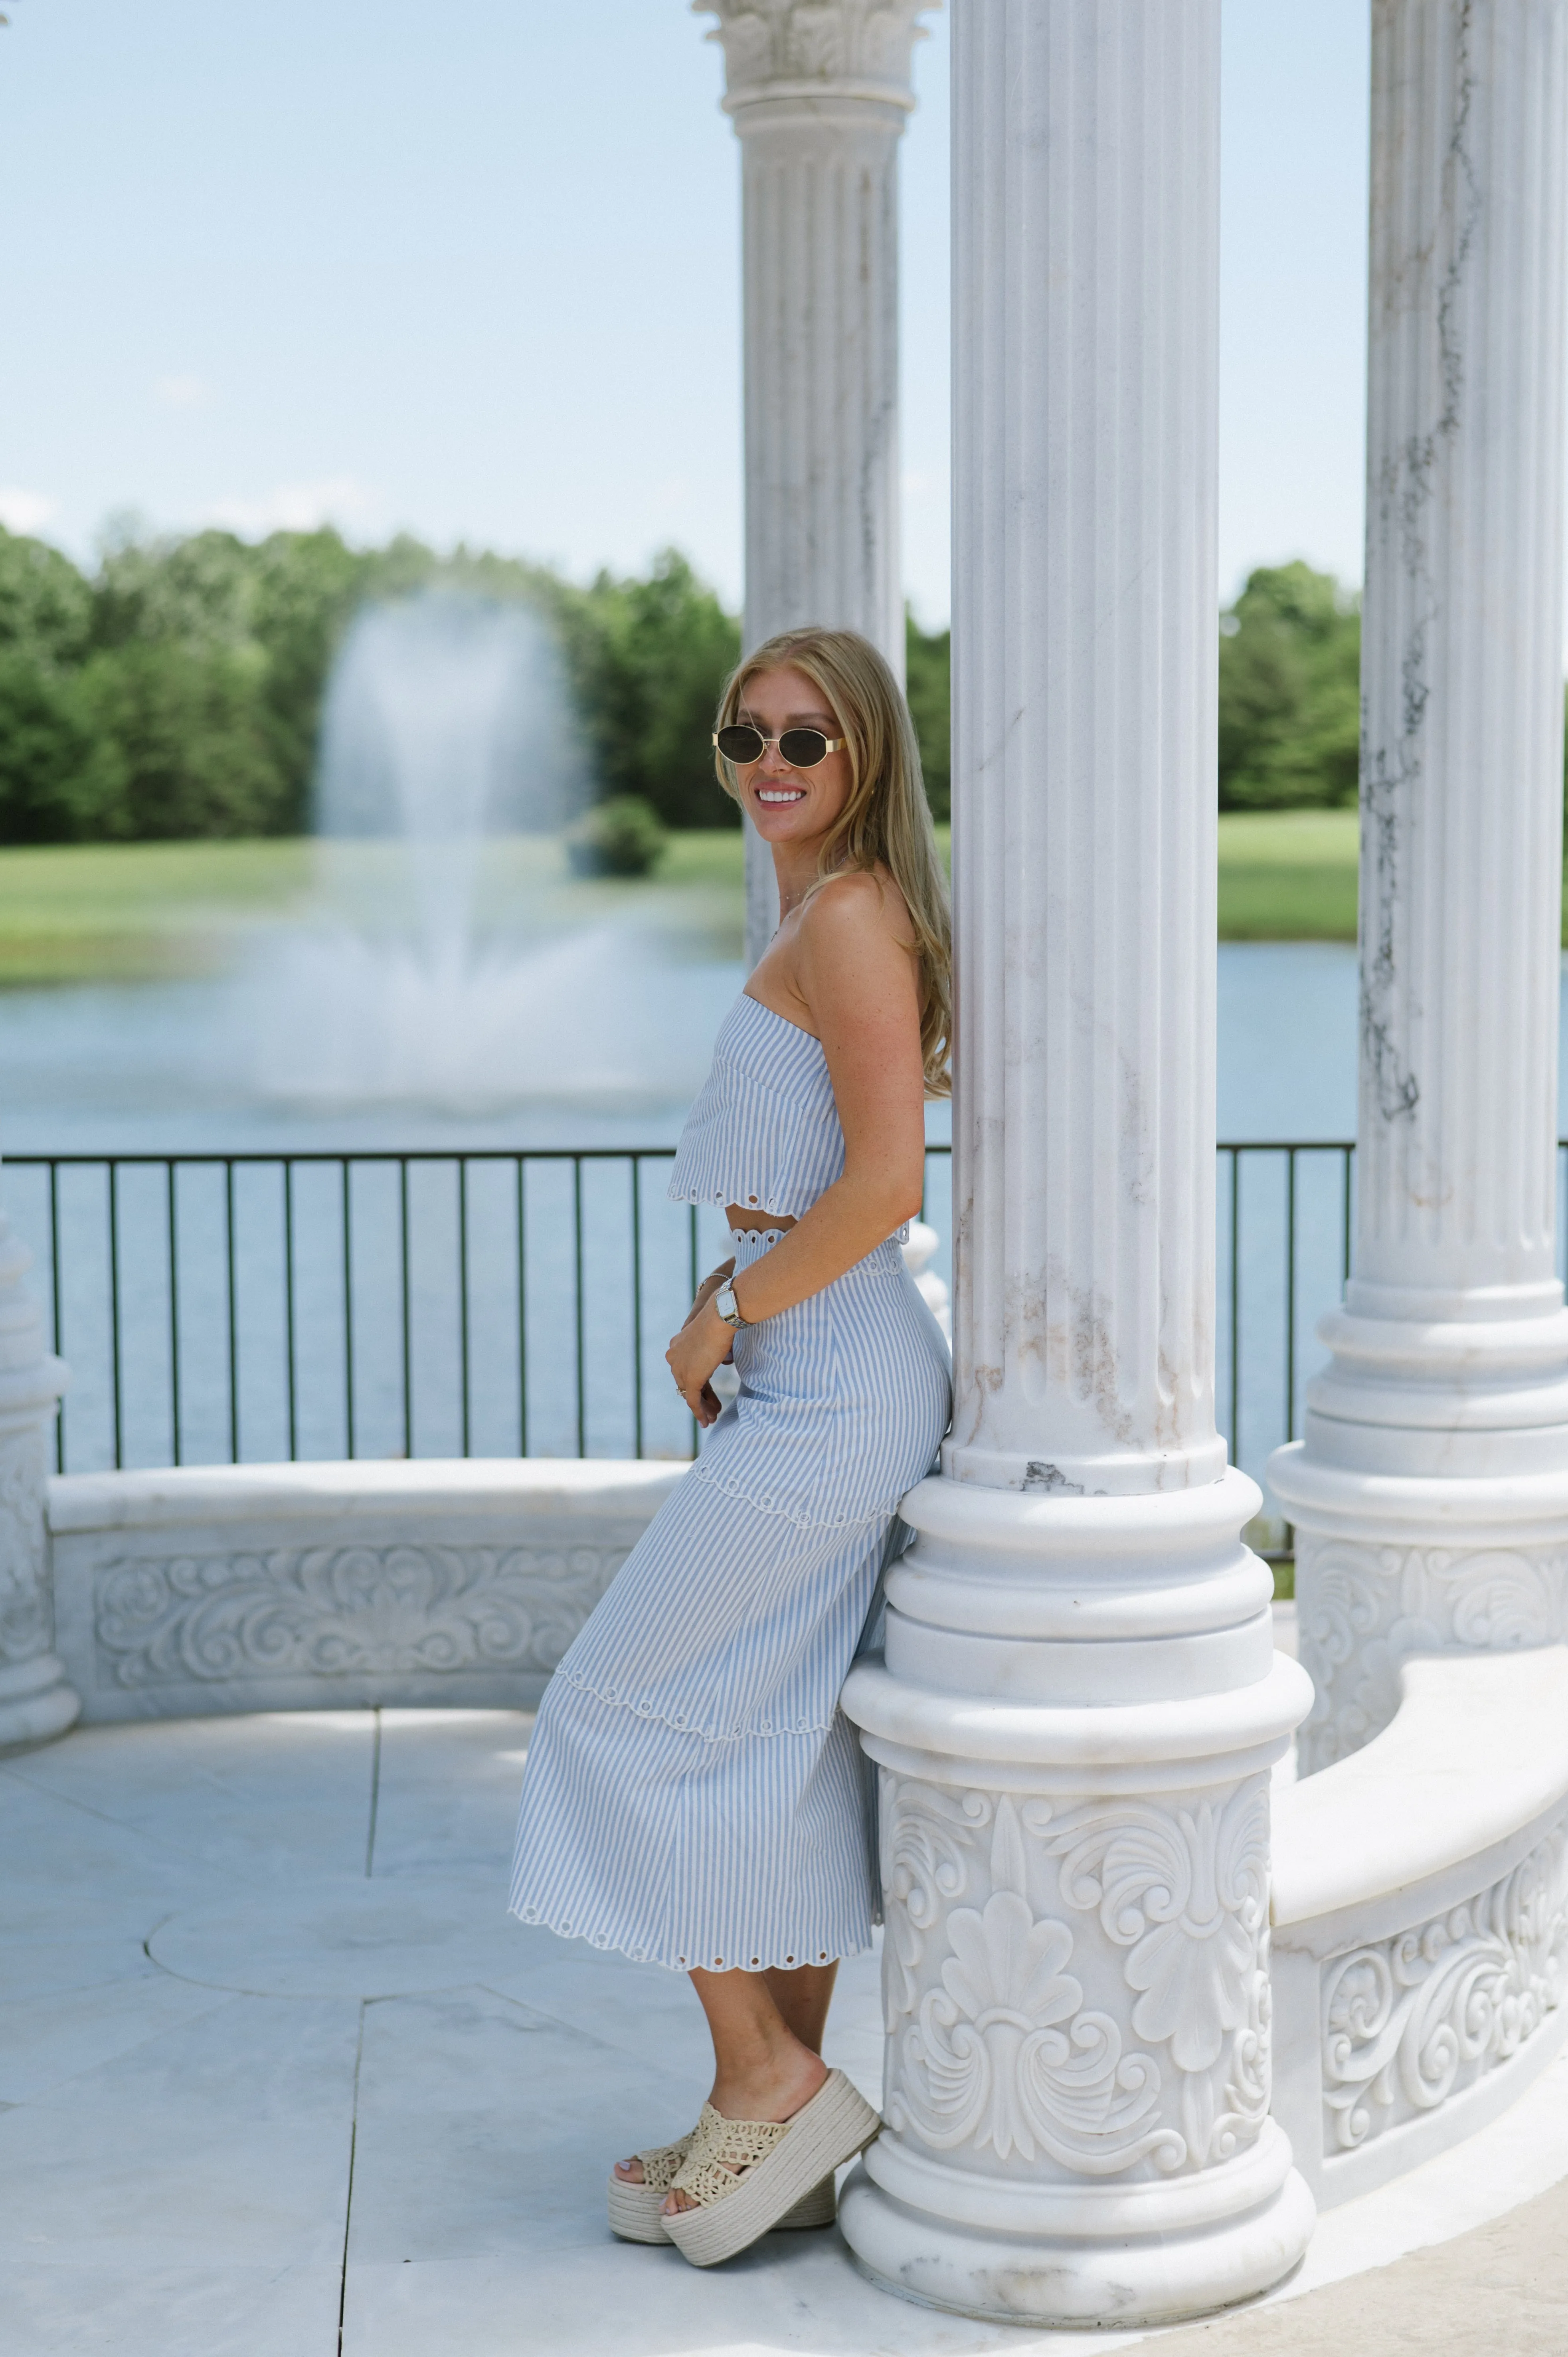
left=713, top=724, right=846, bottom=768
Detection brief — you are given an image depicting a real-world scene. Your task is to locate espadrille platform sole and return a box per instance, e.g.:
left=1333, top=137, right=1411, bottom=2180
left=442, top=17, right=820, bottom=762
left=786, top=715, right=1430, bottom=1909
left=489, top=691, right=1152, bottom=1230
left=664, top=2071, right=880, bottom=2268
left=607, top=2168, right=836, bottom=2244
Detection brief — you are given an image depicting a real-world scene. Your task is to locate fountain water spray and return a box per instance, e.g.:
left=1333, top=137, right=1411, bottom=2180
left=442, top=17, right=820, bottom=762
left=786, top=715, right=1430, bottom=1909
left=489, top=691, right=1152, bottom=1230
left=250, top=590, right=687, bottom=1109
left=315, top=592, right=581, bottom=969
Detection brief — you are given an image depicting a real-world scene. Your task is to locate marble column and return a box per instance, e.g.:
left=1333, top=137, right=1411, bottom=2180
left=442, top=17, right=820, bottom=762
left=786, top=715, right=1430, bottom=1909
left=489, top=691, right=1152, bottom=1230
left=0, top=1195, right=76, bottom=1748
left=698, top=0, right=932, bottom=966
left=1271, top=0, right=1568, bottom=1774
left=838, top=1, right=1314, bottom=2326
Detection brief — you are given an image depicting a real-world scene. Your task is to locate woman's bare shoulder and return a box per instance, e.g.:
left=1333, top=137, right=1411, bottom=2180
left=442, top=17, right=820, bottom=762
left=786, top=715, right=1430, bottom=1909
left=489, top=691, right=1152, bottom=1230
left=801, top=865, right=915, bottom=950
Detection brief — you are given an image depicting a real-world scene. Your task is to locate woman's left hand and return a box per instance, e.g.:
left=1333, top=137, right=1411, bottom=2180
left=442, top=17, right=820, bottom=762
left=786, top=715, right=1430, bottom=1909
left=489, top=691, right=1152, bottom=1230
left=666, top=1298, right=734, bottom=1429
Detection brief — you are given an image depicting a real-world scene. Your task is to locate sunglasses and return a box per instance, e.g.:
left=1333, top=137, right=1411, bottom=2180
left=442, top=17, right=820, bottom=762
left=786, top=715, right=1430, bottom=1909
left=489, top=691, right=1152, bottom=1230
left=713, top=724, right=846, bottom=769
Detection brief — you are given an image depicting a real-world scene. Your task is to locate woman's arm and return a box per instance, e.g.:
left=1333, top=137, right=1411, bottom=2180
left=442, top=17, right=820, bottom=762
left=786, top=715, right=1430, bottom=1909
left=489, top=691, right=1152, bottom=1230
left=666, top=874, right=927, bottom=1422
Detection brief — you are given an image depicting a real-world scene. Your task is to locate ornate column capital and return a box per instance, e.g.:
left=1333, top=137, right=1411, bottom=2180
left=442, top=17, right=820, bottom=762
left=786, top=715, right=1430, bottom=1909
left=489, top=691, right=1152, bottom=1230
left=696, top=0, right=934, bottom=118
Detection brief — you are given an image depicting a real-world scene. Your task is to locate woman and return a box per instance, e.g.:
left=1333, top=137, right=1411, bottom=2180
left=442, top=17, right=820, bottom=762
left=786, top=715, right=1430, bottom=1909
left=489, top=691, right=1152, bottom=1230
left=508, top=625, right=952, bottom=2269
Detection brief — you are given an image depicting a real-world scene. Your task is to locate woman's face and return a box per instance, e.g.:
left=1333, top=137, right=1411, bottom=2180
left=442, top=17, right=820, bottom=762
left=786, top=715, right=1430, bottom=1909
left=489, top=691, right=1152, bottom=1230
left=733, top=665, right=853, bottom=850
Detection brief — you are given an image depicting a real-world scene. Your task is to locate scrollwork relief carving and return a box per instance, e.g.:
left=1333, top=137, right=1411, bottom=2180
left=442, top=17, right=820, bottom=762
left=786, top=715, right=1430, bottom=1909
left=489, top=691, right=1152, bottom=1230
left=1321, top=1817, right=1568, bottom=2152
left=885, top=1791, right=1179, bottom=2173
left=878, top=1772, right=1274, bottom=2177
left=93, top=1540, right=628, bottom=1688
left=880, top=1779, right=991, bottom=2018
left=1046, top=1783, right=1270, bottom=2073
left=1297, top=1538, right=1568, bottom=1772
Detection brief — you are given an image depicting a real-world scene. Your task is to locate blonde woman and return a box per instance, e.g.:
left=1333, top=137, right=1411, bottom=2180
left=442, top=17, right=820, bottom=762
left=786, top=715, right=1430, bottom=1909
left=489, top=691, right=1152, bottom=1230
left=508, top=626, right=952, bottom=2268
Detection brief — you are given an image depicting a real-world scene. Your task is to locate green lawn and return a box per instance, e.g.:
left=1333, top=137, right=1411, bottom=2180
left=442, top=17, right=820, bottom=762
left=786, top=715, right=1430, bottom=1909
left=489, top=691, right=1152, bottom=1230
left=0, top=809, right=1419, bottom=985
left=1217, top=810, right=1359, bottom=940
left=0, top=839, right=316, bottom=983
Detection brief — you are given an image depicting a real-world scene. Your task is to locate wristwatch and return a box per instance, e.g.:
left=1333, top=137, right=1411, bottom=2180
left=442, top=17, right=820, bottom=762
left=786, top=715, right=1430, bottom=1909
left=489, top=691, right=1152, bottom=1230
left=713, top=1278, right=749, bottom=1330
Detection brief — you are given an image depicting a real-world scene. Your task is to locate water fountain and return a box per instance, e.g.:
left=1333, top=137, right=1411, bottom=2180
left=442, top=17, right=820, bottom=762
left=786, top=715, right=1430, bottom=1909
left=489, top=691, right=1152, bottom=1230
left=250, top=590, right=729, bottom=1112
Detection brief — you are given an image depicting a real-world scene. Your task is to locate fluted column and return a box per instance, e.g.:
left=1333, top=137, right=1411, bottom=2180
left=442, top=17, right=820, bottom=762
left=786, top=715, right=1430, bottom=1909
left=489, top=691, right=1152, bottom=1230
left=0, top=1195, right=76, bottom=1749
left=838, top=2, right=1313, bottom=2325
left=1271, top=0, right=1568, bottom=1773
left=698, top=0, right=931, bottom=965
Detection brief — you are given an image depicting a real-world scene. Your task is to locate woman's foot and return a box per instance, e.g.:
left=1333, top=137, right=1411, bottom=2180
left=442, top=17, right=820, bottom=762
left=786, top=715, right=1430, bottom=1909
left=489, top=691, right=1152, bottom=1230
left=661, top=2046, right=827, bottom=2216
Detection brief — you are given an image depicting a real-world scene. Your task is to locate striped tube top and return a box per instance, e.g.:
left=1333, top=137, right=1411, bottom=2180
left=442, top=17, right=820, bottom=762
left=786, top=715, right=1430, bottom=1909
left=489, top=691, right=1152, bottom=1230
left=667, top=992, right=844, bottom=1220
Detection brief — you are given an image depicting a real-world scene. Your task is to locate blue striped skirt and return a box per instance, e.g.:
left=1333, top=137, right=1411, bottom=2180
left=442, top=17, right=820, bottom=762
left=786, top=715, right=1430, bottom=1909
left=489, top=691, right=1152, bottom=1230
left=507, top=1229, right=952, bottom=1971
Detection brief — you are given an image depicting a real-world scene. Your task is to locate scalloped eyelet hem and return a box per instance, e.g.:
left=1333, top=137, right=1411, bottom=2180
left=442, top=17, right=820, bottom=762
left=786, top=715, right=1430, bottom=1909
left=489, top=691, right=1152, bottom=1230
left=508, top=1904, right=868, bottom=1976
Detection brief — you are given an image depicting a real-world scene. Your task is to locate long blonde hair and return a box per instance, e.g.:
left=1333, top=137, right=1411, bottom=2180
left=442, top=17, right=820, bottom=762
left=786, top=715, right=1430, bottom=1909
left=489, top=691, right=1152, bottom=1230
left=713, top=627, right=952, bottom=1096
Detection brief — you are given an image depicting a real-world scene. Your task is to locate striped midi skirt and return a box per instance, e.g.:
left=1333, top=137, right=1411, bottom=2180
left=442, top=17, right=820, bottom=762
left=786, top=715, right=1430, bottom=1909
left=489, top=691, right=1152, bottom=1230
left=507, top=1228, right=952, bottom=1971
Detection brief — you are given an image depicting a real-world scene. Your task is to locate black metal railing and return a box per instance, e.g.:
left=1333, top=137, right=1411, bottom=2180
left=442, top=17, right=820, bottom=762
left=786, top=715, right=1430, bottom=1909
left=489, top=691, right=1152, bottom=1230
left=13, top=1137, right=1560, bottom=1489
left=1218, top=1140, right=1355, bottom=1483
left=7, top=1149, right=728, bottom=1476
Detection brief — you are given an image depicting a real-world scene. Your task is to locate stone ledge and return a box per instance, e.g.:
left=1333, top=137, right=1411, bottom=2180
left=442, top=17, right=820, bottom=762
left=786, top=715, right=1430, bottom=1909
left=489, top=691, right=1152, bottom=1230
left=48, top=1455, right=686, bottom=1532
left=1273, top=1649, right=1568, bottom=1938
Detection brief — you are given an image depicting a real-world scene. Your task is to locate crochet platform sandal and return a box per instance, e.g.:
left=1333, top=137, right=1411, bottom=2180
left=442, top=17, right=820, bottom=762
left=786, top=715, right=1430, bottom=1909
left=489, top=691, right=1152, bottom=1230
left=607, top=2129, right=836, bottom=2245
left=663, top=2072, right=881, bottom=2268
left=608, top=2131, right=696, bottom=2244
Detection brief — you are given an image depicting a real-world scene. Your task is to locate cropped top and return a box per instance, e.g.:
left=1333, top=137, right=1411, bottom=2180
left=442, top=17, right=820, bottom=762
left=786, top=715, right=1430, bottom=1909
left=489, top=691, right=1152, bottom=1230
left=667, top=992, right=844, bottom=1219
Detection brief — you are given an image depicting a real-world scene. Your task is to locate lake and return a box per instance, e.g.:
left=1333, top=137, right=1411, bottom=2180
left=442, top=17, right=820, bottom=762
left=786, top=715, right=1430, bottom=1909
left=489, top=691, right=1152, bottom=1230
left=0, top=938, right=1369, bottom=1156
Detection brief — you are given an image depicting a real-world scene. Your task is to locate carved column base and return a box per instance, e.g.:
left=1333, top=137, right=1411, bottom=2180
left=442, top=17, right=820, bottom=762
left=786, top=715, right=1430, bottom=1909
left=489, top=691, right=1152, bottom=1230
left=1271, top=1445, right=1568, bottom=1772
left=0, top=1650, right=80, bottom=1748
left=840, top=1470, right=1315, bottom=2328
left=840, top=2120, right=1314, bottom=2328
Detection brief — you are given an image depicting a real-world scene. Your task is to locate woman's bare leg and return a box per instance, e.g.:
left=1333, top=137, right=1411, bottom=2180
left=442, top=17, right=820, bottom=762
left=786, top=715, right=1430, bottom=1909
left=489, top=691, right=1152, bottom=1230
left=764, top=1959, right=838, bottom=2052
left=660, top=1965, right=828, bottom=2214
left=613, top=1960, right=837, bottom=2195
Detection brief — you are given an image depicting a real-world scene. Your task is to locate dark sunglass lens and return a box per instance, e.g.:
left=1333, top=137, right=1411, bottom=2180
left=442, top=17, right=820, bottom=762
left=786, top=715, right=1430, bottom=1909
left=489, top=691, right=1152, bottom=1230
left=777, top=728, right=829, bottom=767
left=716, top=725, right=765, bottom=762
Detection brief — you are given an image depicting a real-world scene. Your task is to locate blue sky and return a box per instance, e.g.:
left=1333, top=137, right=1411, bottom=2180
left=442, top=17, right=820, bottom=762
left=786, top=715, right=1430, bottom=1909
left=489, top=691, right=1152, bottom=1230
left=0, top=0, right=1369, bottom=622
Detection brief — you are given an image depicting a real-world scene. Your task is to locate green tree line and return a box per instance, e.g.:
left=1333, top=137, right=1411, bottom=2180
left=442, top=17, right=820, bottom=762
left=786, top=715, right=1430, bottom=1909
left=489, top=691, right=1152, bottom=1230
left=0, top=524, right=1366, bottom=845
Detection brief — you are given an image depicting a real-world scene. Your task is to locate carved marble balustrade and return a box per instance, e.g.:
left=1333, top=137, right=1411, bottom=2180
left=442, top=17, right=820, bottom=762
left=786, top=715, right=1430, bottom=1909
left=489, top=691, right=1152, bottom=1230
left=1272, top=1647, right=1568, bottom=2207
left=46, top=1459, right=684, bottom=1723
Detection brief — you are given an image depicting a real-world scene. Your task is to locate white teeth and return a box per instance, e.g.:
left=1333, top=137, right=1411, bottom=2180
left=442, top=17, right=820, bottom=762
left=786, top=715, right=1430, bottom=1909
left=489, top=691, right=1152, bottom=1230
left=757, top=789, right=805, bottom=803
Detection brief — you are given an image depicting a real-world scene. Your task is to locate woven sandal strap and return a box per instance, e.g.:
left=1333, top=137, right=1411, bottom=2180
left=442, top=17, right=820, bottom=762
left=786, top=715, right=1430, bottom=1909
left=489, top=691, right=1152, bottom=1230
left=633, top=2131, right=694, bottom=2193
left=670, top=2102, right=791, bottom=2210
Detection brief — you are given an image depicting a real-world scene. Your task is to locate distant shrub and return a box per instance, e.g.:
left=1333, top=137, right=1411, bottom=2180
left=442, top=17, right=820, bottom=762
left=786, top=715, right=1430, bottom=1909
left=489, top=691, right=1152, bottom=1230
left=566, top=793, right=668, bottom=877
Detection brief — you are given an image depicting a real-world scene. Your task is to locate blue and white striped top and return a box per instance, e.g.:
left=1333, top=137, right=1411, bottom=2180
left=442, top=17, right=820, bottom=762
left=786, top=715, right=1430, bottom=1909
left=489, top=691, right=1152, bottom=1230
left=667, top=992, right=844, bottom=1220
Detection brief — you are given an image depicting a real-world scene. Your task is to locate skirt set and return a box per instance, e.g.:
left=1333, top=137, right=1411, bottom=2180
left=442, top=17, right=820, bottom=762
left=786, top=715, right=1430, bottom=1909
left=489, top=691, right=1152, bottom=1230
left=508, top=992, right=953, bottom=1973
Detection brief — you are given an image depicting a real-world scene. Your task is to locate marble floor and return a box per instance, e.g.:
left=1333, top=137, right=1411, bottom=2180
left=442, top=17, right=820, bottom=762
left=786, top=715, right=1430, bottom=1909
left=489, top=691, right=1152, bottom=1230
left=4, top=1702, right=1567, bottom=2357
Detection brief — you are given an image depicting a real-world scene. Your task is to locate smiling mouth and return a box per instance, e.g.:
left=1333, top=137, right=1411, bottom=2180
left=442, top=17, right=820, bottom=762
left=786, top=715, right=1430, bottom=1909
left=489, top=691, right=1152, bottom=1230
left=756, top=787, right=806, bottom=804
